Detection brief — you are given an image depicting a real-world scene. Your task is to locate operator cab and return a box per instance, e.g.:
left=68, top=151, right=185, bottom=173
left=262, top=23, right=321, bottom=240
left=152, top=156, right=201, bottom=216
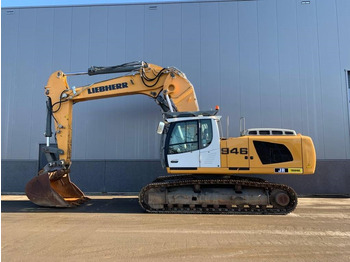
left=159, top=111, right=222, bottom=169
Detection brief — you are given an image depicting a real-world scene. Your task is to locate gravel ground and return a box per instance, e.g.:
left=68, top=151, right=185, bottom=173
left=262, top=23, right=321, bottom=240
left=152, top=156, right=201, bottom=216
left=2, top=196, right=350, bottom=262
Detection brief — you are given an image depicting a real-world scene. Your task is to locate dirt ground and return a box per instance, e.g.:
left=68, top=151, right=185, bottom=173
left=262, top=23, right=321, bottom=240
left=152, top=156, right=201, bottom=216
left=2, top=196, right=350, bottom=262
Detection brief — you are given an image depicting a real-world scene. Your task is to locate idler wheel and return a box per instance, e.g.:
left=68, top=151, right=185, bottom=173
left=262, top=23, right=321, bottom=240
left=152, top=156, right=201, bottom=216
left=270, top=189, right=290, bottom=208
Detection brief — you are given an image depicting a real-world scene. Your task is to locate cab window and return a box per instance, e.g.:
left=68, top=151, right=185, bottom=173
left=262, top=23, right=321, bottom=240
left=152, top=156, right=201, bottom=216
left=200, top=119, right=212, bottom=149
left=168, top=121, right=198, bottom=154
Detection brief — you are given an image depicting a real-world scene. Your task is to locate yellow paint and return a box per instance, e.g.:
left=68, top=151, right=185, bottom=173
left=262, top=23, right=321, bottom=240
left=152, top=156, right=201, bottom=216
left=225, top=137, right=249, bottom=168
left=45, top=64, right=199, bottom=164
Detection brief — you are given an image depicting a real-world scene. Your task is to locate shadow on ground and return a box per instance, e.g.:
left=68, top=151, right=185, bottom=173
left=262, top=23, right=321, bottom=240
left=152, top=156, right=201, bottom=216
left=1, top=197, right=145, bottom=214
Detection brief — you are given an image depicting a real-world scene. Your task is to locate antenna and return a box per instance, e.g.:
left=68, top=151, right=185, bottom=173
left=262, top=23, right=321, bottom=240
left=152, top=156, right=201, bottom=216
left=240, top=117, right=246, bottom=136
left=226, top=116, right=229, bottom=138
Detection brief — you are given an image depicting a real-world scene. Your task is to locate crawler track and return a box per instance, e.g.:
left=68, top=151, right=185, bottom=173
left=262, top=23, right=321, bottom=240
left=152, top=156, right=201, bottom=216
left=139, top=175, right=297, bottom=215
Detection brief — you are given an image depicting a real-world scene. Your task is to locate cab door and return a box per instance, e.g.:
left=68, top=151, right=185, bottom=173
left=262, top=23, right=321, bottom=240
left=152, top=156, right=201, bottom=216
left=199, top=119, right=221, bottom=168
left=166, top=120, right=200, bottom=168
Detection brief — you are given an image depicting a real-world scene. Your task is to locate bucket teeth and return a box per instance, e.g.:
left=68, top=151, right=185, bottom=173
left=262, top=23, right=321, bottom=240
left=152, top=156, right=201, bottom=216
left=25, top=170, right=88, bottom=207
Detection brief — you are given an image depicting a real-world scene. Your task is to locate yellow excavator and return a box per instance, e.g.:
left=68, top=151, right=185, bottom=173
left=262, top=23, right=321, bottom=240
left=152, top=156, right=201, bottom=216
left=25, top=61, right=316, bottom=214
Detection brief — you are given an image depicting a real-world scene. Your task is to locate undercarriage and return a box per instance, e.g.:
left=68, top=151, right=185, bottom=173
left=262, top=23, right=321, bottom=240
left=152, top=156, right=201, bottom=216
left=139, top=175, right=297, bottom=215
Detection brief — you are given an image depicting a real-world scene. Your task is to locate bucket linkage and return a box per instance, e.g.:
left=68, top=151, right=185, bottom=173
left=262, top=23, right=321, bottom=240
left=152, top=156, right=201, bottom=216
left=25, top=143, right=88, bottom=207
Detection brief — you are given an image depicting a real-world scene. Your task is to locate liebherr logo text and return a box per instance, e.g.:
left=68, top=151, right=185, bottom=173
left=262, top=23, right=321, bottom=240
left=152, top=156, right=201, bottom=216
left=87, top=82, right=128, bottom=94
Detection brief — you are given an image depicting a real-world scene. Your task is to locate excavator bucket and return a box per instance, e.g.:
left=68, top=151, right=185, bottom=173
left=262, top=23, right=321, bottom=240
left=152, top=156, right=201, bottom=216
left=25, top=170, right=89, bottom=207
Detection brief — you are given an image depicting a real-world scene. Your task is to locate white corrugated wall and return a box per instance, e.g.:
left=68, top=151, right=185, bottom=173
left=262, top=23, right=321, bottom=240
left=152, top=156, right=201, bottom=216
left=2, top=0, right=350, bottom=194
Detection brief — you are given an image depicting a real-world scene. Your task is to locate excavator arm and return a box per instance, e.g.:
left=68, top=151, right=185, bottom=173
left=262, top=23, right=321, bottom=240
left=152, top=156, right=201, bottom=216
left=25, top=61, right=199, bottom=207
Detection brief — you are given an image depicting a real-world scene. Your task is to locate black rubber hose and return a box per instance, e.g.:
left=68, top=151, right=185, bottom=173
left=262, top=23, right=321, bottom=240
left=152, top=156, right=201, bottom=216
left=45, top=97, right=53, bottom=138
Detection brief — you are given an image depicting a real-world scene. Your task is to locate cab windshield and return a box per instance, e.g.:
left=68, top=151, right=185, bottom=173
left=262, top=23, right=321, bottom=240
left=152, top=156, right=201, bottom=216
left=167, top=119, right=212, bottom=154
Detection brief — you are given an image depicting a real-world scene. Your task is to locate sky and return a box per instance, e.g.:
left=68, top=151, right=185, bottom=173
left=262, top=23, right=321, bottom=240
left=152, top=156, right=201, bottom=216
left=2, top=0, right=200, bottom=8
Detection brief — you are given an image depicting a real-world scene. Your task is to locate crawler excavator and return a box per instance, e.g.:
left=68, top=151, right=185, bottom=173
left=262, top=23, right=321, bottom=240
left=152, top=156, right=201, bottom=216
left=25, top=61, right=316, bottom=214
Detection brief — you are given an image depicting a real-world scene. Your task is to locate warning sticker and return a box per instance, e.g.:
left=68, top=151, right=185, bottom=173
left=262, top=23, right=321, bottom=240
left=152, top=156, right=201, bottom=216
left=289, top=168, right=303, bottom=174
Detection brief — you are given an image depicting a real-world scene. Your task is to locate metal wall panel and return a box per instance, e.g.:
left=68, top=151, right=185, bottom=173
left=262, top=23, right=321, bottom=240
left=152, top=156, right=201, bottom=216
left=218, top=2, right=240, bottom=136
left=1, top=9, right=19, bottom=159
left=29, top=9, right=55, bottom=159
left=276, top=1, right=304, bottom=138
left=3, top=159, right=350, bottom=194
left=181, top=3, right=201, bottom=98
left=9, top=9, right=37, bottom=159
left=238, top=1, right=261, bottom=129
left=315, top=1, right=347, bottom=159
left=199, top=3, right=221, bottom=108
left=162, top=4, right=182, bottom=67
left=257, top=0, right=281, bottom=128
left=70, top=7, right=91, bottom=159
left=103, top=5, right=127, bottom=160
left=2, top=0, right=350, bottom=165
left=84, top=6, right=109, bottom=160
left=336, top=0, right=350, bottom=159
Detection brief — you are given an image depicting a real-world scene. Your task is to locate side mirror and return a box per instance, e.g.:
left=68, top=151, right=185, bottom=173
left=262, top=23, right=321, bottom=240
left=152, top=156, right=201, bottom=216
left=157, top=122, right=165, bottom=134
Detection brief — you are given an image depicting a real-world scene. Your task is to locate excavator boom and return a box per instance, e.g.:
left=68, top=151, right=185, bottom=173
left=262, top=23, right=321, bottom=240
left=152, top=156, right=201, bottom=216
left=25, top=61, right=199, bottom=207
